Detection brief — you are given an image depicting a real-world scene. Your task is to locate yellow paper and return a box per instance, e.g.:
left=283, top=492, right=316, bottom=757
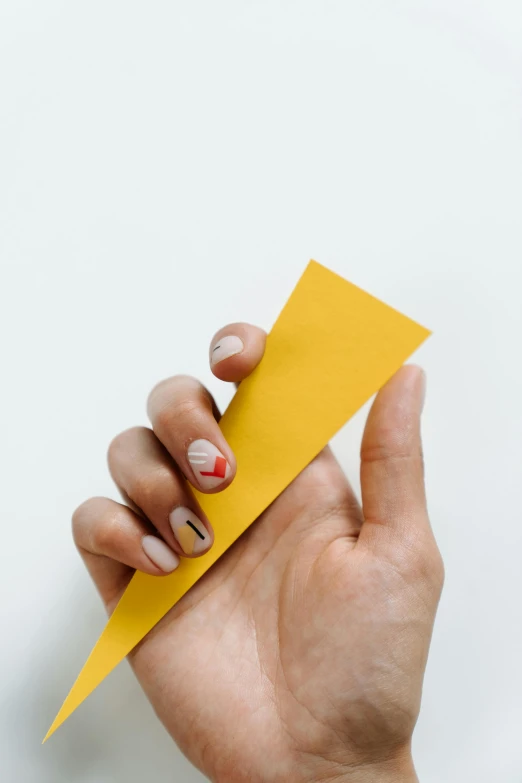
left=45, top=260, right=430, bottom=740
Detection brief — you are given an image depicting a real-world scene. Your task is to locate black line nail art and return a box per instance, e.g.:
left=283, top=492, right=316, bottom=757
left=186, top=520, right=205, bottom=540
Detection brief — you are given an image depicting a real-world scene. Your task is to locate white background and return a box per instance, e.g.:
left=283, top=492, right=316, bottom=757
left=1, top=1, right=521, bottom=781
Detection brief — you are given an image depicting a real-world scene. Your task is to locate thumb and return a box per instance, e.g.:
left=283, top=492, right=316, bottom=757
left=358, top=365, right=435, bottom=563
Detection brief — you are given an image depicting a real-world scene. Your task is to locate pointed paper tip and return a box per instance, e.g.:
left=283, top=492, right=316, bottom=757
left=43, top=696, right=74, bottom=743
left=41, top=570, right=159, bottom=741
left=42, top=719, right=58, bottom=744
left=41, top=669, right=86, bottom=743
left=42, top=638, right=112, bottom=743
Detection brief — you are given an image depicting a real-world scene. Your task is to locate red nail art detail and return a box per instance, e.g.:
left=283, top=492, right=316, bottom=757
left=200, top=456, right=227, bottom=478
left=187, top=439, right=231, bottom=489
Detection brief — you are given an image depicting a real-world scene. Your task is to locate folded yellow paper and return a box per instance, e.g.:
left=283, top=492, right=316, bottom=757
left=45, top=260, right=430, bottom=740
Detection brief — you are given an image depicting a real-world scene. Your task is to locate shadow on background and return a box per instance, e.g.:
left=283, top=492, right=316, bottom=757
left=6, top=573, right=206, bottom=783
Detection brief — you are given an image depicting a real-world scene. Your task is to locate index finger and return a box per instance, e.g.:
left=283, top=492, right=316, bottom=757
left=209, top=322, right=267, bottom=383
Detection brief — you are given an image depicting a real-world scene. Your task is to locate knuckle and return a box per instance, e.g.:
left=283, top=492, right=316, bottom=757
left=129, top=472, right=156, bottom=509
left=72, top=496, right=112, bottom=548
left=148, top=374, right=201, bottom=411
left=170, top=397, right=203, bottom=422
left=92, top=510, right=123, bottom=552
left=153, top=404, right=173, bottom=433
left=405, top=536, right=445, bottom=592
left=430, top=548, right=446, bottom=590
left=155, top=397, right=207, bottom=437
left=361, top=438, right=424, bottom=468
left=128, top=466, right=174, bottom=512
left=107, top=426, right=149, bottom=464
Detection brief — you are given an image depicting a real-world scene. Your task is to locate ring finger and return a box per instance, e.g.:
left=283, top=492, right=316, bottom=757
left=108, top=426, right=214, bottom=557
left=147, top=375, right=236, bottom=493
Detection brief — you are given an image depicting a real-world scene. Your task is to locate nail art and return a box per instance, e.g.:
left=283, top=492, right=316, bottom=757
left=170, top=507, right=210, bottom=555
left=187, top=438, right=231, bottom=490
left=210, top=335, right=244, bottom=365
left=142, top=535, right=180, bottom=572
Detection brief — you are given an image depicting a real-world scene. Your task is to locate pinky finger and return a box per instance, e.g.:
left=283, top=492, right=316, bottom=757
left=72, top=497, right=180, bottom=613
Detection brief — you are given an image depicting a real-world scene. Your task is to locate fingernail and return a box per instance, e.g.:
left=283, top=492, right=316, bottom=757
left=170, top=507, right=211, bottom=555
left=210, top=335, right=244, bottom=365
left=142, top=535, right=180, bottom=573
left=187, top=438, right=231, bottom=490
left=419, top=369, right=427, bottom=412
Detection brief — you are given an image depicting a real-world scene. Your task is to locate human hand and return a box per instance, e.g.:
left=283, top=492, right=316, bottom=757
left=73, top=323, right=444, bottom=783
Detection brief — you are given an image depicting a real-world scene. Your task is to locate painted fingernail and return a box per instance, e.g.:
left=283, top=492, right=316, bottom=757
left=170, top=507, right=211, bottom=555
left=142, top=535, right=180, bottom=573
left=210, top=335, right=244, bottom=365
left=187, top=438, right=231, bottom=490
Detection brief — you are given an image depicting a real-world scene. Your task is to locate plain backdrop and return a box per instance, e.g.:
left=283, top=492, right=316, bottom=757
left=1, top=1, right=521, bottom=781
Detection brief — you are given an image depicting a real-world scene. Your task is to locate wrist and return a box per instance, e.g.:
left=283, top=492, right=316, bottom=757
left=326, top=764, right=417, bottom=783
left=307, top=749, right=418, bottom=783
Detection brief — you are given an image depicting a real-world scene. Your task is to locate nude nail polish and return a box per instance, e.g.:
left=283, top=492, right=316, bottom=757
left=187, top=438, right=231, bottom=490
left=210, top=335, right=244, bottom=365
left=142, top=535, right=180, bottom=572
left=170, top=507, right=210, bottom=555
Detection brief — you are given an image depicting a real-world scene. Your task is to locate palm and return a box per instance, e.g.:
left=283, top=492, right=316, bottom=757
left=129, top=448, right=435, bottom=781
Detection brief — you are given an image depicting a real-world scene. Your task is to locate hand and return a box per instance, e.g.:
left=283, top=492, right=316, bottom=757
left=73, top=323, right=444, bottom=783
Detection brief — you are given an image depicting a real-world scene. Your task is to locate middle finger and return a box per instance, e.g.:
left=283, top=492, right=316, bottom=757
left=147, top=375, right=235, bottom=493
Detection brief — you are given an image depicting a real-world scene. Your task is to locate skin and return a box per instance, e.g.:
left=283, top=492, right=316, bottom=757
left=73, top=322, right=444, bottom=783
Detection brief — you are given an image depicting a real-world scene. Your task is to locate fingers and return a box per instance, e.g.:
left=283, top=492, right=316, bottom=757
left=72, top=497, right=180, bottom=613
left=358, top=365, right=441, bottom=575
left=146, top=324, right=265, bottom=493
left=108, top=426, right=213, bottom=557
left=73, top=321, right=268, bottom=612
left=209, top=322, right=266, bottom=382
